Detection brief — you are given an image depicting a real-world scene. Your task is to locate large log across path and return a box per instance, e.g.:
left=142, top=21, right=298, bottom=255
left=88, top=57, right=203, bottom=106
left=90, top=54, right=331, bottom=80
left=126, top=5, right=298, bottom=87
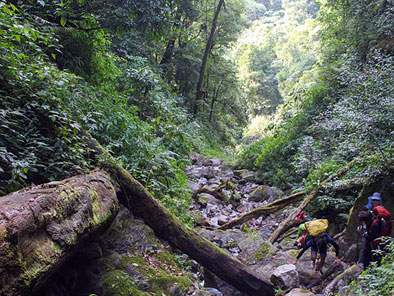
left=0, top=171, right=119, bottom=296
left=85, top=133, right=275, bottom=296
left=220, top=165, right=367, bottom=232
left=219, top=191, right=306, bottom=230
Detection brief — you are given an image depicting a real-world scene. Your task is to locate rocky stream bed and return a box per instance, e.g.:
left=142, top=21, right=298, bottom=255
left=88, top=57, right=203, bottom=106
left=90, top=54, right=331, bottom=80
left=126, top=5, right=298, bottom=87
left=183, top=153, right=362, bottom=296
left=6, top=154, right=364, bottom=296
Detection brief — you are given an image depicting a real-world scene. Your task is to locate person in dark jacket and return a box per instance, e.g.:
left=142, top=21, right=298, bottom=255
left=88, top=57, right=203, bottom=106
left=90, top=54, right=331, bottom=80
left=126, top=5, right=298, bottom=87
left=358, top=192, right=391, bottom=269
left=293, top=233, right=340, bottom=272
left=359, top=205, right=392, bottom=268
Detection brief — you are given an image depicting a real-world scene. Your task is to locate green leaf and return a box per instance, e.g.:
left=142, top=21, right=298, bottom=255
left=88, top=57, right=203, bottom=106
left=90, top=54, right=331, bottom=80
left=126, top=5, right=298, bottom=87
left=9, top=3, right=18, bottom=11
left=60, top=17, right=66, bottom=27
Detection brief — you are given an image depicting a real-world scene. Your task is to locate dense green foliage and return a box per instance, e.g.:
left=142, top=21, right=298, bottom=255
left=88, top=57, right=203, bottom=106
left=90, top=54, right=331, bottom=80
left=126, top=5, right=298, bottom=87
left=1, top=0, right=393, bottom=227
left=236, top=0, right=394, bottom=219
left=351, top=237, right=394, bottom=296
left=1, top=2, right=393, bottom=295
left=0, top=0, right=249, bottom=223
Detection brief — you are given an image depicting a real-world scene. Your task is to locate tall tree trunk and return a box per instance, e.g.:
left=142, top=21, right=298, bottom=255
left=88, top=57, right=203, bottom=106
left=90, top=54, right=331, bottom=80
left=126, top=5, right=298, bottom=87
left=84, top=132, right=275, bottom=296
left=209, top=80, right=223, bottom=122
left=160, top=13, right=181, bottom=66
left=161, top=38, right=176, bottom=64
left=194, top=0, right=225, bottom=116
left=209, top=94, right=216, bottom=122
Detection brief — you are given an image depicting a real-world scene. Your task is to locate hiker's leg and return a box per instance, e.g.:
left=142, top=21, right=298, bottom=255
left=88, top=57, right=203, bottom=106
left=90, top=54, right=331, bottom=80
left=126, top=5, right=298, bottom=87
left=364, top=241, right=372, bottom=269
left=316, top=255, right=326, bottom=271
left=358, top=236, right=365, bottom=266
left=311, top=248, right=317, bottom=269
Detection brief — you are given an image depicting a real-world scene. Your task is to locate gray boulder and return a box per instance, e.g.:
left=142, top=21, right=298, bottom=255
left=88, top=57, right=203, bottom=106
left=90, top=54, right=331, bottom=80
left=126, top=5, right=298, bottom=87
left=248, top=185, right=283, bottom=202
left=209, top=159, right=222, bottom=166
left=240, top=170, right=256, bottom=182
left=270, top=264, right=299, bottom=290
left=234, top=169, right=256, bottom=182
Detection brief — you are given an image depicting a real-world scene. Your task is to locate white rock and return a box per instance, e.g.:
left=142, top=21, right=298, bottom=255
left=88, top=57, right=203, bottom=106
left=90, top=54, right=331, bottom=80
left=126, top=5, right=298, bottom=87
left=271, top=264, right=299, bottom=290
left=286, top=288, right=315, bottom=296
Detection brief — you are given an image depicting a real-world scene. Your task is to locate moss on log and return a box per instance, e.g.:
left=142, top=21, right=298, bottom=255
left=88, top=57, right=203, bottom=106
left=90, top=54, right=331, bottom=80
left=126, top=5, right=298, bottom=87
left=193, top=186, right=229, bottom=204
left=0, top=171, right=119, bottom=296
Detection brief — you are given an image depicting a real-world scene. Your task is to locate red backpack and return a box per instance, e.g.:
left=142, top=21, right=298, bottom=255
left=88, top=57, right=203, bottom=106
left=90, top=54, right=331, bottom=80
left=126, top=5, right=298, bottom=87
left=372, top=206, right=392, bottom=236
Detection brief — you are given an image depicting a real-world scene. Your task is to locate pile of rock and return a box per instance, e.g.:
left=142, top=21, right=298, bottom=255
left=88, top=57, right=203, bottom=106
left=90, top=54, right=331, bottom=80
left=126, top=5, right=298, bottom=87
left=185, top=154, right=356, bottom=296
left=186, top=153, right=285, bottom=229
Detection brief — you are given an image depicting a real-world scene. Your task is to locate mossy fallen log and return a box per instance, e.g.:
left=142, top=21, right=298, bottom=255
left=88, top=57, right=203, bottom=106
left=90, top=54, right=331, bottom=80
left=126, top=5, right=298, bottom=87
left=84, top=134, right=275, bottom=296
left=323, top=264, right=362, bottom=295
left=219, top=191, right=306, bottom=230
left=193, top=180, right=239, bottom=207
left=193, top=185, right=229, bottom=204
left=0, top=171, right=119, bottom=296
left=221, top=172, right=369, bottom=232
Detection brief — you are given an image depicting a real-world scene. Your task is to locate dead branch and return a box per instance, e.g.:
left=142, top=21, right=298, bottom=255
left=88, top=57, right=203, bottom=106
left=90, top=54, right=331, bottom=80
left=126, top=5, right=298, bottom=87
left=269, top=159, right=358, bottom=244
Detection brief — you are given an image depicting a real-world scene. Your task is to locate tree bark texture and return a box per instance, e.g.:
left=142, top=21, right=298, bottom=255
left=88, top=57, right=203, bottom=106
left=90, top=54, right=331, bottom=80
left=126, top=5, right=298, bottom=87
left=85, top=134, right=275, bottom=296
left=323, top=264, right=362, bottom=295
left=219, top=191, right=306, bottom=230
left=0, top=171, right=119, bottom=296
left=269, top=159, right=358, bottom=244
left=194, top=0, right=225, bottom=115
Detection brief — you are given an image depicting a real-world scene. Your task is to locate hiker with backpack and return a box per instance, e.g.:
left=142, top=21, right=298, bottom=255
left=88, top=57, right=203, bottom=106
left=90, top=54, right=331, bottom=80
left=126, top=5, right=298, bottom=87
left=293, top=219, right=340, bottom=272
left=358, top=195, right=392, bottom=268
left=294, top=211, right=312, bottom=248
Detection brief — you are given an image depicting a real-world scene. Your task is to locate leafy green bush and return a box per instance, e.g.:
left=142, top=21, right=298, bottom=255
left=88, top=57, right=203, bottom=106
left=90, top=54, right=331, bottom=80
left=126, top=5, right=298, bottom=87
left=0, top=2, right=195, bottom=223
left=304, top=159, right=342, bottom=189
left=351, top=237, right=394, bottom=296
left=0, top=3, right=90, bottom=194
left=236, top=67, right=333, bottom=188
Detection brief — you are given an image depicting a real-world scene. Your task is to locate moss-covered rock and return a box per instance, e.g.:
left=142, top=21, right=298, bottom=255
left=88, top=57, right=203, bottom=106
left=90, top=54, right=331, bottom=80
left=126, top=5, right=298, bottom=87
left=102, top=251, right=192, bottom=296
left=254, top=242, right=274, bottom=260
left=102, top=270, right=149, bottom=296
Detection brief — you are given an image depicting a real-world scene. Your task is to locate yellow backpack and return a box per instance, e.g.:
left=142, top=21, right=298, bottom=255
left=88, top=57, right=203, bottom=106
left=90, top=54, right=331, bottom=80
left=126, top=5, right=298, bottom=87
left=305, top=219, right=329, bottom=237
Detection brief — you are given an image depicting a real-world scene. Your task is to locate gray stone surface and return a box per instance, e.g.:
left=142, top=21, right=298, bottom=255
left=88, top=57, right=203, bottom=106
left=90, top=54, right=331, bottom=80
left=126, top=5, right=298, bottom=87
left=271, top=264, right=299, bottom=290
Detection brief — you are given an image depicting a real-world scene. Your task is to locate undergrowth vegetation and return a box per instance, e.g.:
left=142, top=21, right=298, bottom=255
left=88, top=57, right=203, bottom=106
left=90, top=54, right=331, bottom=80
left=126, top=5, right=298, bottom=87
left=0, top=0, right=247, bottom=224
left=351, top=237, right=394, bottom=296
left=1, top=0, right=393, bottom=226
left=235, top=0, right=394, bottom=218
